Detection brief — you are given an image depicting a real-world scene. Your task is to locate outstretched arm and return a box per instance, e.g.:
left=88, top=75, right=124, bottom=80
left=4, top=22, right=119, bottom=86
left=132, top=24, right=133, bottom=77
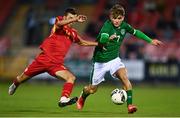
left=56, top=15, right=87, bottom=28
left=134, top=30, right=163, bottom=46
left=77, top=34, right=98, bottom=46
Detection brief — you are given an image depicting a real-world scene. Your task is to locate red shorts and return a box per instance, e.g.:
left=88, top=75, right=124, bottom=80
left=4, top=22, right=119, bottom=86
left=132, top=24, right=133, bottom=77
left=24, top=52, right=67, bottom=77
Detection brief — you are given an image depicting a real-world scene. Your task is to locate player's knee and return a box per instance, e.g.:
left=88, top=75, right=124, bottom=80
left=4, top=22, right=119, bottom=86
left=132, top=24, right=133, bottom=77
left=66, top=76, right=76, bottom=83
left=71, top=76, right=76, bottom=81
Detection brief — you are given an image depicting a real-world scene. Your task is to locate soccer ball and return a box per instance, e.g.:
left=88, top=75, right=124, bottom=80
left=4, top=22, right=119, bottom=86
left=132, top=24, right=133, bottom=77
left=111, top=88, right=127, bottom=105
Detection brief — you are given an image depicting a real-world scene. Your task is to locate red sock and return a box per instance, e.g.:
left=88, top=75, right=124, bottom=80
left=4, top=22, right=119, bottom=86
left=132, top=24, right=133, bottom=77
left=61, top=82, right=74, bottom=98
left=13, top=79, right=20, bottom=86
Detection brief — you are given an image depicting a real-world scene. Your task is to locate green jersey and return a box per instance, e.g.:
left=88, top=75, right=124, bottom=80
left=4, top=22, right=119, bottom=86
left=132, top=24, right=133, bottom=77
left=93, top=20, right=135, bottom=62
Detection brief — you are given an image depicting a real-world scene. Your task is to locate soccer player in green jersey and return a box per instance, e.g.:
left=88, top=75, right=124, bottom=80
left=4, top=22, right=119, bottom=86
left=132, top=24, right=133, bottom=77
left=76, top=4, right=163, bottom=113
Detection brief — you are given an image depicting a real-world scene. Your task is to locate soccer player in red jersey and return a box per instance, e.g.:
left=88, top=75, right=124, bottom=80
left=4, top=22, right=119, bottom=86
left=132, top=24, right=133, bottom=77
left=8, top=8, right=98, bottom=107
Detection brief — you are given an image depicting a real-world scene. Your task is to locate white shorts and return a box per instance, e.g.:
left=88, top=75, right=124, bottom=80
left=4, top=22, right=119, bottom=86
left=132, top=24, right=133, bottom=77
left=90, top=57, right=125, bottom=85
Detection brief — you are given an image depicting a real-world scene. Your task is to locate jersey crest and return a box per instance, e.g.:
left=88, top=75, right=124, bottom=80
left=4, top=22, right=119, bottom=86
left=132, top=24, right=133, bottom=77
left=121, top=29, right=125, bottom=35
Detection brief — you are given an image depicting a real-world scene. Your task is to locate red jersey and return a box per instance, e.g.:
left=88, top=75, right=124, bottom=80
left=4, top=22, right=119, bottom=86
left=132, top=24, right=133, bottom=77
left=40, top=16, right=79, bottom=63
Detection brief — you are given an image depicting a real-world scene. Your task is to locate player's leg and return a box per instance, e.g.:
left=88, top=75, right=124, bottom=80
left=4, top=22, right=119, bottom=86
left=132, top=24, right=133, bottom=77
left=8, top=73, right=30, bottom=95
left=77, top=84, right=98, bottom=110
left=115, top=68, right=137, bottom=113
left=109, top=57, right=137, bottom=113
left=77, top=62, right=107, bottom=110
left=8, top=54, right=46, bottom=95
left=54, top=70, right=78, bottom=107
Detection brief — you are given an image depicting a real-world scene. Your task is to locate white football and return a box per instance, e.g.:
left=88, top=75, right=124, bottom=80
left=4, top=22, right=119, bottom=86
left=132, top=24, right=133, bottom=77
left=111, top=88, right=127, bottom=105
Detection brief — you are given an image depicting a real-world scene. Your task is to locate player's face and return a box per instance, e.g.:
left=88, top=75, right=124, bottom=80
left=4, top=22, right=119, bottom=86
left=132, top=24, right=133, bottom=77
left=110, top=15, right=124, bottom=27
left=65, top=13, right=77, bottom=26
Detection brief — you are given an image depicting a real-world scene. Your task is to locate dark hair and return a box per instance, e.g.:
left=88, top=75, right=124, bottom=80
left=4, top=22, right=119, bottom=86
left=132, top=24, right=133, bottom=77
left=110, top=4, right=125, bottom=18
left=64, top=8, right=78, bottom=16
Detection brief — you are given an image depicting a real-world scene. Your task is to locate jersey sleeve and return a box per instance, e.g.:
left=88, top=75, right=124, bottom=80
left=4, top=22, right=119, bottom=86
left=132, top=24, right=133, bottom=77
left=50, top=16, right=63, bottom=35
left=63, top=26, right=79, bottom=43
left=55, top=16, right=63, bottom=25
left=97, top=21, right=111, bottom=41
left=124, top=22, right=136, bottom=35
left=124, top=22, right=152, bottom=43
left=71, top=29, right=79, bottom=43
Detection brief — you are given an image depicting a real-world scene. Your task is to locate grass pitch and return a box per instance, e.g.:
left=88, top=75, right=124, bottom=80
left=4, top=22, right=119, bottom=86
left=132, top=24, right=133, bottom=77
left=0, top=81, right=180, bottom=117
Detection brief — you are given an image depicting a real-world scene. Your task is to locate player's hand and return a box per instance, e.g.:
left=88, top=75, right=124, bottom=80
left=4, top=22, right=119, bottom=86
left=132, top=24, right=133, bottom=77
left=109, top=33, right=117, bottom=40
left=76, top=15, right=87, bottom=23
left=151, top=39, right=164, bottom=46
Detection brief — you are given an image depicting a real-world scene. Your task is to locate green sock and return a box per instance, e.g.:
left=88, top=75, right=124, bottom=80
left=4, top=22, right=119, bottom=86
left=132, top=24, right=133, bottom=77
left=81, top=89, right=90, bottom=100
left=126, top=90, right=132, bottom=106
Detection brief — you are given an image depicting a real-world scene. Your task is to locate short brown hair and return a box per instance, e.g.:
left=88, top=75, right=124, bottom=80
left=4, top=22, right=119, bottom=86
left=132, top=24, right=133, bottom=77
left=64, top=8, right=78, bottom=16
left=110, top=4, right=125, bottom=18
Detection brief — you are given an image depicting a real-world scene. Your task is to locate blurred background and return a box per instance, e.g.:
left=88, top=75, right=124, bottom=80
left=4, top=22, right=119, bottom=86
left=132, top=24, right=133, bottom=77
left=0, top=0, right=180, bottom=84
left=1, top=1, right=180, bottom=116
